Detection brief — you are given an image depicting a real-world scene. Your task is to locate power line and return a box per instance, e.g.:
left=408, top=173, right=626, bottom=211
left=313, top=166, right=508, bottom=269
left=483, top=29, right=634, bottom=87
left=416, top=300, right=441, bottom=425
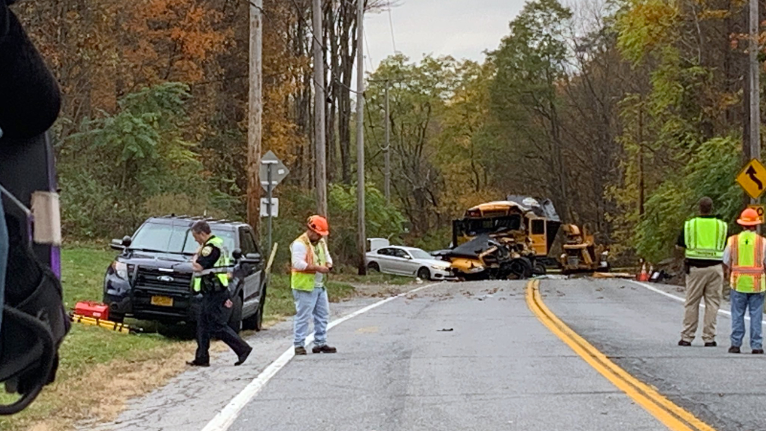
left=387, top=5, right=397, bottom=53
left=363, top=29, right=375, bottom=72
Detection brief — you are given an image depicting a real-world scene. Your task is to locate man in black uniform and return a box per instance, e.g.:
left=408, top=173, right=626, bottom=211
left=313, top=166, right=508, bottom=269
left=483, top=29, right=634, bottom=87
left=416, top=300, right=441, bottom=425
left=186, top=221, right=252, bottom=367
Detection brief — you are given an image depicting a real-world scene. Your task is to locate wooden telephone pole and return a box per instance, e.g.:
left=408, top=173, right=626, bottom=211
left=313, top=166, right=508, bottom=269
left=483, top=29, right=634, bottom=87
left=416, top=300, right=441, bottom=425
left=247, top=0, right=263, bottom=234
left=356, top=0, right=366, bottom=275
left=748, top=0, right=761, bottom=173
left=313, top=0, right=328, bottom=216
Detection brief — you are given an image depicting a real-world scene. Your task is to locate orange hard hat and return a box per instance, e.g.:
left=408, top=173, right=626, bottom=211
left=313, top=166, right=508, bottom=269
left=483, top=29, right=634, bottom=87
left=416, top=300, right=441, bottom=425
left=737, top=208, right=762, bottom=226
left=307, top=215, right=329, bottom=236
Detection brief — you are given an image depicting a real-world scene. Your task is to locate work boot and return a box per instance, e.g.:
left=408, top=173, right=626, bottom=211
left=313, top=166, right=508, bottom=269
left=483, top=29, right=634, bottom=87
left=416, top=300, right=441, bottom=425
left=704, top=341, right=717, bottom=347
left=312, top=344, right=337, bottom=354
left=235, top=347, right=253, bottom=366
left=728, top=346, right=741, bottom=354
left=678, top=340, right=692, bottom=347
left=752, top=349, right=764, bottom=354
left=295, top=346, right=307, bottom=355
left=186, top=360, right=210, bottom=367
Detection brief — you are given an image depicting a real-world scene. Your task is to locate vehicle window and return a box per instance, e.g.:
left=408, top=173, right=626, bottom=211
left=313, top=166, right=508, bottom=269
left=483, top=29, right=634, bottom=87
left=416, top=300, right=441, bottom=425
left=393, top=249, right=409, bottom=259
left=239, top=228, right=259, bottom=255
left=377, top=248, right=391, bottom=256
left=409, top=249, right=432, bottom=260
left=127, top=222, right=236, bottom=258
left=532, top=219, right=545, bottom=235
left=182, top=229, right=236, bottom=258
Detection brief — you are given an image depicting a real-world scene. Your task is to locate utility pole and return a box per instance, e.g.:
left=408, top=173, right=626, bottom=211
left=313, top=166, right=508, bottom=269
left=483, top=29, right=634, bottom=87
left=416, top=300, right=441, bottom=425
left=384, top=80, right=391, bottom=203
left=356, top=0, right=366, bottom=275
left=313, top=0, right=327, bottom=217
left=748, top=0, right=761, bottom=182
left=247, top=0, right=263, bottom=235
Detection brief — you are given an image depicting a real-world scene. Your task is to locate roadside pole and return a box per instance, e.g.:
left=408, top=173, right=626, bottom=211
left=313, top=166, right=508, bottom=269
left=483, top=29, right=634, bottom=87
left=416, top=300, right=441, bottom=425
left=267, top=163, right=273, bottom=252
left=313, top=0, right=327, bottom=217
left=384, top=80, right=391, bottom=204
left=260, top=151, right=289, bottom=255
left=356, top=0, right=366, bottom=275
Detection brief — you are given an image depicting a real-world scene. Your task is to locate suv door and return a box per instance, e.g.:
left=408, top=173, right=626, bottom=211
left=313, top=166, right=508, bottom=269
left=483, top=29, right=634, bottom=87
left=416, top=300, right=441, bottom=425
left=238, top=227, right=262, bottom=307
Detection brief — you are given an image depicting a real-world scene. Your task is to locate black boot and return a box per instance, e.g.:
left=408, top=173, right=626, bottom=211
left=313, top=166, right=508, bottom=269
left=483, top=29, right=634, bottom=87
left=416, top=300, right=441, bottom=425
left=312, top=345, right=337, bottom=354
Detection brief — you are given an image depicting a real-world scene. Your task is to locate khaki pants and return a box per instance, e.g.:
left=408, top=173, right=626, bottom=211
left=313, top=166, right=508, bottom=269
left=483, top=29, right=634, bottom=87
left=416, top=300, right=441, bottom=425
left=681, top=265, right=723, bottom=343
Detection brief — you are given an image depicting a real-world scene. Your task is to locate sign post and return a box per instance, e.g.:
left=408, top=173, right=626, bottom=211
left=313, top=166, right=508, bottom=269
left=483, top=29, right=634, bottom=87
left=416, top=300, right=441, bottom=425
left=259, top=151, right=289, bottom=253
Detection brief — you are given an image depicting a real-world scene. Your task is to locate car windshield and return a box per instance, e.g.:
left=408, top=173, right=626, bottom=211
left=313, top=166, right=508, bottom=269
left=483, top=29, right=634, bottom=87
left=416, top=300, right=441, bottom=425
left=130, top=222, right=236, bottom=258
left=408, top=249, right=432, bottom=260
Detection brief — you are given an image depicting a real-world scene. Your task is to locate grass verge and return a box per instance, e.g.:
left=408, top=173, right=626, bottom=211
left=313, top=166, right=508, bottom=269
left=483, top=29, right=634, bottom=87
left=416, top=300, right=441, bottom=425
left=0, top=247, right=366, bottom=431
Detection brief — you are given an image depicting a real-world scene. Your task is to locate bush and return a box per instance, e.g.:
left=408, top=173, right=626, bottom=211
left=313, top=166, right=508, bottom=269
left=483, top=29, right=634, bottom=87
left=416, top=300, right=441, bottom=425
left=263, top=184, right=407, bottom=271
left=635, top=136, right=745, bottom=263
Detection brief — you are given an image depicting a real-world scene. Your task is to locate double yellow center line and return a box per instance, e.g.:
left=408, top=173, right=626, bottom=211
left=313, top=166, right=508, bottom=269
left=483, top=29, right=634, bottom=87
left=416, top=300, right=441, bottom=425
left=525, top=279, right=716, bottom=431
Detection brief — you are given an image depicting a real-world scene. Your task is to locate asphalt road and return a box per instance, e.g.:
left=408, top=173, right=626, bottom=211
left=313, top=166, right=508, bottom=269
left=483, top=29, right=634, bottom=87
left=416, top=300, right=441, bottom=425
left=229, top=281, right=668, bottom=431
left=540, top=278, right=766, bottom=431
left=94, top=278, right=766, bottom=431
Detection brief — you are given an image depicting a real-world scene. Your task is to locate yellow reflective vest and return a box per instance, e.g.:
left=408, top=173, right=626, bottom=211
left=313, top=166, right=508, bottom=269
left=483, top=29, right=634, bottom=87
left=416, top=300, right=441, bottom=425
left=684, top=217, right=727, bottom=260
left=193, top=236, right=230, bottom=292
left=291, top=233, right=328, bottom=291
left=729, top=231, right=766, bottom=293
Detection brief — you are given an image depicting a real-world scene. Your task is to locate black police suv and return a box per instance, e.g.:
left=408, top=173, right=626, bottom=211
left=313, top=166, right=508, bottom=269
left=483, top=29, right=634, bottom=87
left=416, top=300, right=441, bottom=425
left=103, top=215, right=267, bottom=333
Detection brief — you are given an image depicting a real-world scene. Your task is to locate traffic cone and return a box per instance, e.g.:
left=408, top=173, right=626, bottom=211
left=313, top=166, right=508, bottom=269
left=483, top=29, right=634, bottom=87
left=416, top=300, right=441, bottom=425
left=637, top=262, right=649, bottom=282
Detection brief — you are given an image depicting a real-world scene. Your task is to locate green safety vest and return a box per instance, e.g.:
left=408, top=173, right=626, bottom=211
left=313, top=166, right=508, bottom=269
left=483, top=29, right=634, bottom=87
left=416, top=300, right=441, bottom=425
left=684, top=217, right=727, bottom=261
left=729, top=231, right=766, bottom=293
left=290, top=233, right=328, bottom=291
left=193, top=236, right=230, bottom=292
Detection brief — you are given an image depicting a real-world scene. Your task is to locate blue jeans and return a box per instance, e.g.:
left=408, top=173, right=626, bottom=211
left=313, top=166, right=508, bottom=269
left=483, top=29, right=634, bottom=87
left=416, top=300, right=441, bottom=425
left=293, top=287, right=329, bottom=347
left=730, top=290, right=765, bottom=349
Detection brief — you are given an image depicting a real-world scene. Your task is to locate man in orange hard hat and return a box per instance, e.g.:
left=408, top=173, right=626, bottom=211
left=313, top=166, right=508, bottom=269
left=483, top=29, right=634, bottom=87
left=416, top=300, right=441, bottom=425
left=723, top=208, right=765, bottom=354
left=290, top=215, right=336, bottom=355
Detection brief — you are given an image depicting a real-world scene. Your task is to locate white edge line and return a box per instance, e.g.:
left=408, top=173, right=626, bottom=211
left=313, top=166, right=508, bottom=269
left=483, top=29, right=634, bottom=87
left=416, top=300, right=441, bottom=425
left=201, top=282, right=440, bottom=431
left=631, top=280, right=766, bottom=325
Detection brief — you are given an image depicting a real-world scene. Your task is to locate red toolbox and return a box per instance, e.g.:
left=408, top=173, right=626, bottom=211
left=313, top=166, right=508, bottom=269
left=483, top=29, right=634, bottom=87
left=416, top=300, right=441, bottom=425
left=74, top=301, right=110, bottom=320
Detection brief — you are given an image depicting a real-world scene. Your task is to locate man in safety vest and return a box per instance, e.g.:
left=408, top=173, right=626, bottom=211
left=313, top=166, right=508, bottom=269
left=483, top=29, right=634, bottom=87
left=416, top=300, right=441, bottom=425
left=676, top=197, right=728, bottom=347
left=187, top=221, right=252, bottom=367
left=290, top=215, right=336, bottom=355
left=723, top=208, right=765, bottom=354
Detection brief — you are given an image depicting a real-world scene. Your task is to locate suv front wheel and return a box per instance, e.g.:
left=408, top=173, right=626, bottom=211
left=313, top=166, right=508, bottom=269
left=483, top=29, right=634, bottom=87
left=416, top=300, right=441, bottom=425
left=243, top=288, right=265, bottom=331
left=227, top=294, right=243, bottom=333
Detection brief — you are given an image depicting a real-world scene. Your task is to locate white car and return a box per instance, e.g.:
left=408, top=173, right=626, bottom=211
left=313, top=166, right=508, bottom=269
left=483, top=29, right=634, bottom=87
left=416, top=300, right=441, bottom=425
left=365, top=244, right=453, bottom=281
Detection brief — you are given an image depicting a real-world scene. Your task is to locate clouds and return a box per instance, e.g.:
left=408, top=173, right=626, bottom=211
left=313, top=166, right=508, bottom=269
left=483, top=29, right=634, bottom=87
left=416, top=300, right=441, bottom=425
left=363, top=0, right=526, bottom=68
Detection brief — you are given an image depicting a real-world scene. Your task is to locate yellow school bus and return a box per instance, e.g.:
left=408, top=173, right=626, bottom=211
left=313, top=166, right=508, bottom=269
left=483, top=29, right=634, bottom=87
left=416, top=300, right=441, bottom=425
left=445, top=196, right=562, bottom=279
left=452, top=197, right=561, bottom=258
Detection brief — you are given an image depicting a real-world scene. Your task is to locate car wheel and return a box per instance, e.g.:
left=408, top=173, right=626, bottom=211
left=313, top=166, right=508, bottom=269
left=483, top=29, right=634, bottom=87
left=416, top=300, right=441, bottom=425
left=227, top=294, right=243, bottom=334
left=243, top=285, right=267, bottom=331
left=110, top=313, right=125, bottom=324
left=417, top=267, right=431, bottom=281
left=243, top=298, right=265, bottom=332
left=508, top=258, right=533, bottom=279
left=533, top=261, right=547, bottom=276
left=367, top=262, right=380, bottom=272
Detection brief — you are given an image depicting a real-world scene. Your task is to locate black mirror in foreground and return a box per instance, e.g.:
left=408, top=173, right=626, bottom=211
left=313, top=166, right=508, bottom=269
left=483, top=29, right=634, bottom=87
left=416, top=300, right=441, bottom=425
left=232, top=248, right=243, bottom=260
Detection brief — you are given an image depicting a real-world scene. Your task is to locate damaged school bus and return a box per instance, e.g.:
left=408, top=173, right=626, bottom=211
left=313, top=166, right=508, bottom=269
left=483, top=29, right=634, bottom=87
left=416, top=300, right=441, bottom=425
left=441, top=196, right=562, bottom=280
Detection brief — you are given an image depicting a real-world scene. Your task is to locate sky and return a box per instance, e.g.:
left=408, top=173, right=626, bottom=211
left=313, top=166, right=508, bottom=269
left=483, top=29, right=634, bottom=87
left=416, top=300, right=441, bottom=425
left=362, top=0, right=528, bottom=70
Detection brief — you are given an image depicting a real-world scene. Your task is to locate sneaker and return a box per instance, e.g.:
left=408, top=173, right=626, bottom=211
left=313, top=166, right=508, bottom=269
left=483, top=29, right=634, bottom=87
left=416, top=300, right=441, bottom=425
left=704, top=341, right=717, bottom=347
left=312, top=345, right=337, bottom=354
left=295, top=346, right=307, bottom=355
left=752, top=349, right=764, bottom=354
left=678, top=340, right=692, bottom=347
left=186, top=360, right=210, bottom=367
left=728, top=346, right=741, bottom=354
left=235, top=347, right=253, bottom=366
